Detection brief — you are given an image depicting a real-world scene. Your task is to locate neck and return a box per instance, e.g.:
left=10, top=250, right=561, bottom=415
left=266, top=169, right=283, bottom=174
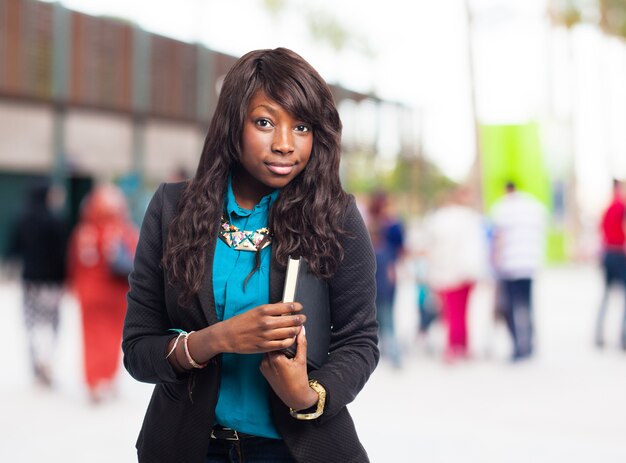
left=232, top=170, right=272, bottom=210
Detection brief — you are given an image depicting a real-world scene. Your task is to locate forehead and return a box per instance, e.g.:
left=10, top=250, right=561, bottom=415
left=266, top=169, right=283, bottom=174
left=246, top=88, right=311, bottom=123
left=247, top=90, right=280, bottom=112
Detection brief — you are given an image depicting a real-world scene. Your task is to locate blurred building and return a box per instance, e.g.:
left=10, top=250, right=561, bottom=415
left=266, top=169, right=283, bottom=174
left=0, top=0, right=419, bottom=254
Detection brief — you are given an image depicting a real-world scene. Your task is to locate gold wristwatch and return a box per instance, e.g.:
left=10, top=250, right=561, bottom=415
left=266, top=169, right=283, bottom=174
left=289, top=379, right=326, bottom=420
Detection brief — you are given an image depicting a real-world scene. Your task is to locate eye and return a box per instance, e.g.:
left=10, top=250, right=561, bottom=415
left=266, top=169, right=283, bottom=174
left=255, top=118, right=272, bottom=128
left=294, top=124, right=311, bottom=133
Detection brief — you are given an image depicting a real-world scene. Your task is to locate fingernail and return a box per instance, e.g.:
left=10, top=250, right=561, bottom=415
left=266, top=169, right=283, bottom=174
left=302, top=326, right=306, bottom=335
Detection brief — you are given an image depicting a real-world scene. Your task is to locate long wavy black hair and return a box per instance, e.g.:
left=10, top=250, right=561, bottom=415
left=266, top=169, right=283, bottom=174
left=163, top=48, right=350, bottom=305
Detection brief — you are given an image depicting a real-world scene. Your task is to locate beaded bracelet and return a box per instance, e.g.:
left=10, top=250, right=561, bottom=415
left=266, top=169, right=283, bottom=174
left=183, top=331, right=207, bottom=369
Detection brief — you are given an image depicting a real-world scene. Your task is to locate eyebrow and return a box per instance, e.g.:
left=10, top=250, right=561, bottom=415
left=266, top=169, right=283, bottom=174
left=252, top=104, right=278, bottom=115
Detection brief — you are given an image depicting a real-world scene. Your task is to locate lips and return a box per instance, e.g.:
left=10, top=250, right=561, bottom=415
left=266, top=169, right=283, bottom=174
left=265, top=162, right=295, bottom=175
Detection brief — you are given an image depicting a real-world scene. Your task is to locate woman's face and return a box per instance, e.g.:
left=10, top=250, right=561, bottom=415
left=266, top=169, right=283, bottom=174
left=235, top=90, right=313, bottom=206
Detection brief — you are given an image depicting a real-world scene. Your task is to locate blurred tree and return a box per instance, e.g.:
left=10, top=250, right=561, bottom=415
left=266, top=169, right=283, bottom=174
left=259, top=0, right=374, bottom=57
left=549, top=0, right=626, bottom=38
left=308, top=10, right=349, bottom=51
left=548, top=0, right=584, bottom=28
left=464, top=0, right=483, bottom=212
left=391, top=155, right=457, bottom=214
left=547, top=0, right=585, bottom=261
left=262, top=0, right=286, bottom=16
left=599, top=0, right=626, bottom=37
left=545, top=0, right=626, bottom=261
left=343, top=151, right=455, bottom=216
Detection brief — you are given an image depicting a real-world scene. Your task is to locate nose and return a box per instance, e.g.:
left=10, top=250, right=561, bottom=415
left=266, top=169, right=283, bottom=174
left=271, top=126, right=294, bottom=156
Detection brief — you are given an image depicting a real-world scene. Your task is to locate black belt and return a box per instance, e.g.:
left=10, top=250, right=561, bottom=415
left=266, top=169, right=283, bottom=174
left=211, top=425, right=256, bottom=441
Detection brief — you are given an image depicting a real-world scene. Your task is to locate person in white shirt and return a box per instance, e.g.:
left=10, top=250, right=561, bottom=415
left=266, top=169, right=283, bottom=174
left=491, top=181, right=547, bottom=361
left=424, top=187, right=489, bottom=361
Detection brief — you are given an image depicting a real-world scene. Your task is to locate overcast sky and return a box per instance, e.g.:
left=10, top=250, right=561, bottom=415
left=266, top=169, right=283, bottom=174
left=47, top=0, right=626, bottom=211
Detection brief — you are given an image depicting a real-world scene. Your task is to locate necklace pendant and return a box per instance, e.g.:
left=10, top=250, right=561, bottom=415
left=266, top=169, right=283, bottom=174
left=219, top=215, right=271, bottom=252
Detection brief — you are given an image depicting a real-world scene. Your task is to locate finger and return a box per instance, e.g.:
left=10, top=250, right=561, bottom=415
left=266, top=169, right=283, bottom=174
left=262, top=337, right=299, bottom=352
left=263, top=302, right=304, bottom=316
left=276, top=313, right=307, bottom=329
left=265, top=327, right=301, bottom=342
left=259, top=314, right=306, bottom=332
left=294, top=325, right=307, bottom=363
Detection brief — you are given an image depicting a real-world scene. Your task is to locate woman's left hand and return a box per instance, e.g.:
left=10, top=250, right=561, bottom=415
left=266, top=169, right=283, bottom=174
left=260, top=327, right=319, bottom=411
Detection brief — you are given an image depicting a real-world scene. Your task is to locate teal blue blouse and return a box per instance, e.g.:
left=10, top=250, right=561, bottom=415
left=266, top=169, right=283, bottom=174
left=212, top=176, right=280, bottom=439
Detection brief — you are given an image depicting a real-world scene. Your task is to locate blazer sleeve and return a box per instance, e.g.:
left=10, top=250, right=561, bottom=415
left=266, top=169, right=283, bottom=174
left=122, top=183, right=185, bottom=384
left=310, top=196, right=379, bottom=422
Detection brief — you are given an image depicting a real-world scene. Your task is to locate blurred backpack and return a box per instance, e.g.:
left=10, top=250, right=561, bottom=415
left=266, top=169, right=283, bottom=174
left=108, top=238, right=134, bottom=278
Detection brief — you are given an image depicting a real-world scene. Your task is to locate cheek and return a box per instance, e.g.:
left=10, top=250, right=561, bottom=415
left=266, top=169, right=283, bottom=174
left=298, top=139, right=313, bottom=167
left=241, top=131, right=267, bottom=161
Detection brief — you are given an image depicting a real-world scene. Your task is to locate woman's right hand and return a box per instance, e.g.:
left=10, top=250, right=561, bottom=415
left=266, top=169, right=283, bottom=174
left=219, top=302, right=305, bottom=354
left=175, top=302, right=305, bottom=371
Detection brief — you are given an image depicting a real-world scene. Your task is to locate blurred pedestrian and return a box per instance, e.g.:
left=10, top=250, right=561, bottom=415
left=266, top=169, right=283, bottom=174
left=68, top=184, right=138, bottom=402
left=368, top=190, right=405, bottom=368
left=594, top=179, right=626, bottom=349
left=414, top=248, right=440, bottom=339
left=7, top=179, right=68, bottom=387
left=122, top=48, right=378, bottom=463
left=404, top=220, right=440, bottom=348
left=491, top=181, right=547, bottom=361
left=424, top=187, right=488, bottom=362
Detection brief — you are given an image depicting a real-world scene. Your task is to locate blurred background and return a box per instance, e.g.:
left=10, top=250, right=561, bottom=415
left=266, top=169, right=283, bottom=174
left=1, top=0, right=625, bottom=462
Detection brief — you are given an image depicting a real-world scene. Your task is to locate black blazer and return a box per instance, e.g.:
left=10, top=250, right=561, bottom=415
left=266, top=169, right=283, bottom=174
left=122, top=182, right=379, bottom=463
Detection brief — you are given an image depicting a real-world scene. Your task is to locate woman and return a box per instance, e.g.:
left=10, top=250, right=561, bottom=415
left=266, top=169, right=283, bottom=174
left=69, top=184, right=138, bottom=402
left=424, top=187, right=488, bottom=362
left=122, top=48, right=378, bottom=463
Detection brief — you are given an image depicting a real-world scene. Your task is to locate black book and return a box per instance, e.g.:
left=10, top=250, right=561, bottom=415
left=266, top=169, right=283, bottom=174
left=282, top=257, right=330, bottom=370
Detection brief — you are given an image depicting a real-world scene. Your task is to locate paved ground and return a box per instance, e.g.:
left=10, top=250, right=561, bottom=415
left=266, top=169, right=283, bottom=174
left=1, top=263, right=625, bottom=462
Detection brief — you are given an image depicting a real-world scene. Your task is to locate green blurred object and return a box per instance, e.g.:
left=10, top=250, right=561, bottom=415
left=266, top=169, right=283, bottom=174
left=480, top=122, right=567, bottom=263
left=480, top=122, right=550, bottom=210
left=546, top=227, right=568, bottom=263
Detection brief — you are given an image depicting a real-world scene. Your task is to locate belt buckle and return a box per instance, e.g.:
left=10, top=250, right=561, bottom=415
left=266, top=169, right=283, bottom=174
left=211, top=427, right=240, bottom=441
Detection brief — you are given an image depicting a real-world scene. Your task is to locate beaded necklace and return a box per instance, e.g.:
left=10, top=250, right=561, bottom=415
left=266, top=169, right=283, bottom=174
left=218, top=215, right=271, bottom=252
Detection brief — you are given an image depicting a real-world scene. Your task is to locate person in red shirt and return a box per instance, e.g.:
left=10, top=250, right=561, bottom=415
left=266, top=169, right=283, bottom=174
left=595, top=179, right=626, bottom=349
left=68, top=184, right=138, bottom=402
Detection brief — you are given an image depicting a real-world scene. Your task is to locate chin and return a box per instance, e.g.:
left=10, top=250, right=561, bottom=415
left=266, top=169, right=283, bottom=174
left=265, top=177, right=294, bottom=190
left=265, top=172, right=301, bottom=189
